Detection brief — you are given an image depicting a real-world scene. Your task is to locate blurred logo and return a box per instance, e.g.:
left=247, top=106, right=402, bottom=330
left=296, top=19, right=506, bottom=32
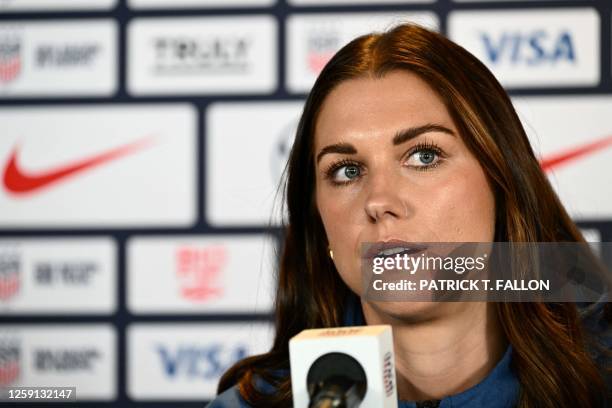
left=540, top=134, right=612, bottom=172
left=153, top=36, right=252, bottom=75
left=0, top=250, right=20, bottom=301
left=156, top=343, right=247, bottom=380
left=0, top=340, right=20, bottom=386
left=481, top=30, right=575, bottom=66
left=0, top=33, right=21, bottom=83
left=35, top=262, right=98, bottom=286
left=2, top=136, right=154, bottom=195
left=306, top=28, right=340, bottom=75
left=175, top=246, right=227, bottom=301
left=383, top=351, right=393, bottom=397
left=35, top=348, right=100, bottom=371
left=36, top=43, right=100, bottom=68
left=271, top=118, right=298, bottom=181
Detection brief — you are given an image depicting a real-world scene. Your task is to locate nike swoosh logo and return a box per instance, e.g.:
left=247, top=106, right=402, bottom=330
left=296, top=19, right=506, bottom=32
left=3, top=137, right=154, bottom=194
left=540, top=134, right=612, bottom=172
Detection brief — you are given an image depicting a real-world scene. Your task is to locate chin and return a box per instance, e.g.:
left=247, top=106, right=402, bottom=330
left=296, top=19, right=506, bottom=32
left=366, top=300, right=449, bottom=324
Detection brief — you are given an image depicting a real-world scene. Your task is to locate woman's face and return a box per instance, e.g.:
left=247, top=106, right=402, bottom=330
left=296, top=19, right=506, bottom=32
left=314, top=70, right=496, bottom=309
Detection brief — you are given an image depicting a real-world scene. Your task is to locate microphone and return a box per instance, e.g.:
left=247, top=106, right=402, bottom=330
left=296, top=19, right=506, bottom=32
left=289, top=325, right=398, bottom=408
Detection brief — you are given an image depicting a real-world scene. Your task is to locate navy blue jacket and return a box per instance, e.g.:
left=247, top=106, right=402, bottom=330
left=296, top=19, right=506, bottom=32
left=206, top=294, right=610, bottom=407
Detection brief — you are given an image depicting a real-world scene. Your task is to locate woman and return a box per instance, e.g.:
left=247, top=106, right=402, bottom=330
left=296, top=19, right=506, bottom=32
left=207, top=23, right=611, bottom=407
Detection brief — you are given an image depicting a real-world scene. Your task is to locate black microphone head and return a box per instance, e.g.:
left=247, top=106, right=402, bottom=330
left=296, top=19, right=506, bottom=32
left=306, top=352, right=367, bottom=408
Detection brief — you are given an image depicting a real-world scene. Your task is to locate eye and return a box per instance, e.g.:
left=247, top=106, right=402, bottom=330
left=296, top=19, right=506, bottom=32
left=408, top=149, right=437, bottom=166
left=334, top=164, right=361, bottom=182
left=324, top=159, right=363, bottom=185
left=405, top=143, right=444, bottom=170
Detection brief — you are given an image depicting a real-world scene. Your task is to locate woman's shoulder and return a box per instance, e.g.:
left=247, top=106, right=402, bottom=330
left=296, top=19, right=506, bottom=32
left=578, top=298, right=611, bottom=398
left=205, top=371, right=283, bottom=408
left=579, top=299, right=611, bottom=351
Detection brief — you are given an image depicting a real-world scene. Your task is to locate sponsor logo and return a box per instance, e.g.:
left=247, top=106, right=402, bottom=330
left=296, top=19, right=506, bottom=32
left=0, top=326, right=115, bottom=400
left=0, top=339, right=20, bottom=386
left=0, top=250, right=20, bottom=301
left=0, top=105, right=195, bottom=227
left=481, top=30, right=575, bottom=66
left=540, top=134, right=612, bottom=172
left=383, top=351, right=393, bottom=397
left=0, top=32, right=21, bottom=84
left=128, top=324, right=273, bottom=399
left=129, top=16, right=276, bottom=95
left=34, top=348, right=100, bottom=372
left=153, top=36, right=252, bottom=75
left=448, top=10, right=598, bottom=88
left=35, top=262, right=98, bottom=286
left=271, top=118, right=298, bottom=181
left=36, top=44, right=100, bottom=68
left=128, top=235, right=275, bottom=313
left=0, top=20, right=116, bottom=97
left=156, top=343, right=247, bottom=380
left=2, top=136, right=154, bottom=195
left=175, top=246, right=226, bottom=301
left=512, top=96, right=612, bottom=218
left=0, top=238, right=116, bottom=314
left=306, top=28, right=340, bottom=75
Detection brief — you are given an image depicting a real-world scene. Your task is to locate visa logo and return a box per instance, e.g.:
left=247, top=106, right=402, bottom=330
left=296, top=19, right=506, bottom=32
left=156, top=344, right=247, bottom=380
left=481, top=30, right=575, bottom=65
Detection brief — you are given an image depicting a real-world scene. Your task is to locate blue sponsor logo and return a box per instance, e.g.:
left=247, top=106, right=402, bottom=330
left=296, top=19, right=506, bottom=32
left=156, top=344, right=248, bottom=380
left=480, top=30, right=575, bottom=65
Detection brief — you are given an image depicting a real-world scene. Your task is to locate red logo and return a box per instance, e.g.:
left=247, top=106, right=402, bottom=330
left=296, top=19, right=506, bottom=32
left=2, top=137, right=154, bottom=195
left=0, top=37, right=21, bottom=84
left=176, top=246, right=227, bottom=301
left=0, top=271, right=19, bottom=301
left=306, top=30, right=339, bottom=75
left=307, top=52, right=336, bottom=74
left=540, top=134, right=612, bottom=172
left=0, top=344, right=20, bottom=386
left=0, top=255, right=20, bottom=301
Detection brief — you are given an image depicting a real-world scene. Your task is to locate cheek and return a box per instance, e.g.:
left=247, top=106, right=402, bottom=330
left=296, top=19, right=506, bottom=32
left=415, top=162, right=495, bottom=242
left=316, top=185, right=364, bottom=292
left=316, top=184, right=361, bottom=242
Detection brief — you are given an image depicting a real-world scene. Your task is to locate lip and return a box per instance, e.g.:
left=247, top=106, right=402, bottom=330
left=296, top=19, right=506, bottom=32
left=363, top=240, right=428, bottom=260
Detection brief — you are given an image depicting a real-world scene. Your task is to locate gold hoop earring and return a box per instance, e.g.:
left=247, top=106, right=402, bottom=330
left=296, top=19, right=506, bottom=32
left=329, top=248, right=334, bottom=260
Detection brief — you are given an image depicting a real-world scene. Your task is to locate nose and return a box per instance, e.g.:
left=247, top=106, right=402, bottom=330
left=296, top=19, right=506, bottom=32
left=364, top=172, right=408, bottom=223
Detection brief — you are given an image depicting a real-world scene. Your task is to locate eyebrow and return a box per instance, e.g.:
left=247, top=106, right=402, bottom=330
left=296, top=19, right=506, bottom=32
left=315, top=123, right=456, bottom=164
left=393, top=124, right=455, bottom=145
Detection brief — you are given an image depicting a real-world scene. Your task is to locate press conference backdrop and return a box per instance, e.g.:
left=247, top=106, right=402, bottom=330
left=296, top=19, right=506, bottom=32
left=0, top=0, right=611, bottom=406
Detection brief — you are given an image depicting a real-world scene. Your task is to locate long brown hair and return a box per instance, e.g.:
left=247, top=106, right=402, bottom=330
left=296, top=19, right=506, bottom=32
left=218, top=23, right=610, bottom=407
